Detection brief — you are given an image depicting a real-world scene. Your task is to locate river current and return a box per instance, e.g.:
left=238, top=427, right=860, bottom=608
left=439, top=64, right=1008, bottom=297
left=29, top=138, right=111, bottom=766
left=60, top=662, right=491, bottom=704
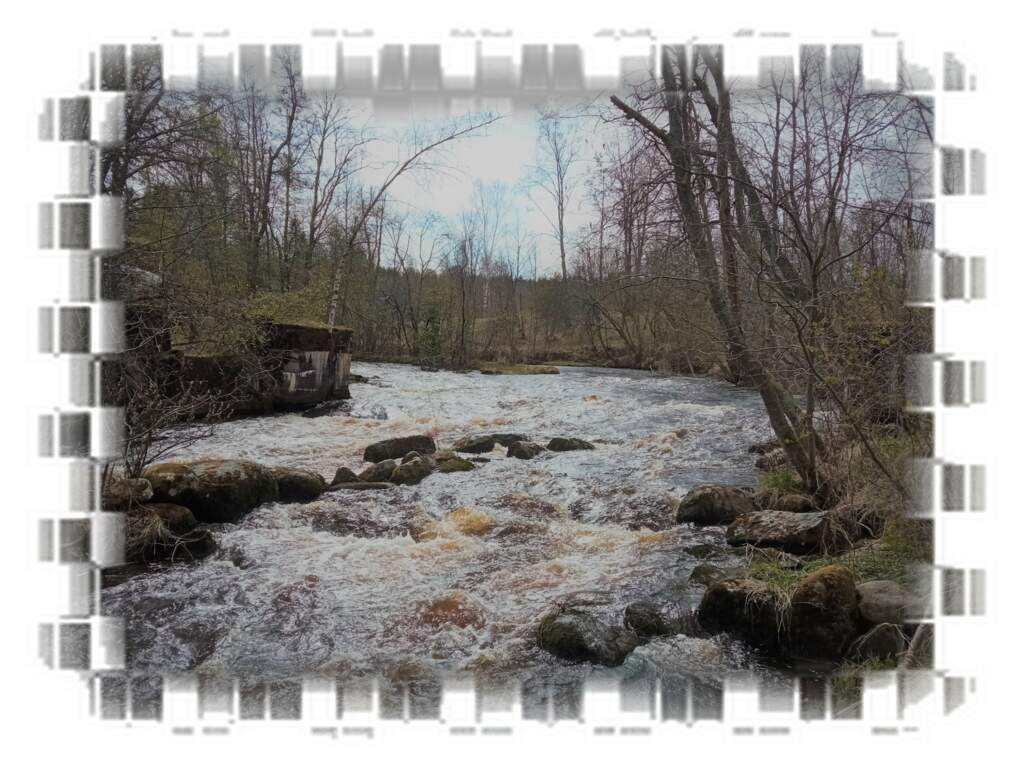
left=104, top=363, right=786, bottom=691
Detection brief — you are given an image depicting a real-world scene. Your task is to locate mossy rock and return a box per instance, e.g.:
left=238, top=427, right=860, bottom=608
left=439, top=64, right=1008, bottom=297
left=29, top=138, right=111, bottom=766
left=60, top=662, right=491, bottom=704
left=437, top=458, right=475, bottom=473
left=359, top=459, right=398, bottom=483
left=390, top=457, right=433, bottom=486
left=331, top=467, right=360, bottom=485
left=143, top=458, right=278, bottom=524
left=363, top=435, right=436, bottom=463
left=789, top=565, right=859, bottom=660
left=507, top=441, right=545, bottom=460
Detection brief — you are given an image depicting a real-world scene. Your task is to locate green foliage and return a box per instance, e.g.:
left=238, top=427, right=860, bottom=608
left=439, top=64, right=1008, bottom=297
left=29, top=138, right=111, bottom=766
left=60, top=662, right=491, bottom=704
left=746, top=517, right=931, bottom=596
left=417, top=312, right=443, bottom=365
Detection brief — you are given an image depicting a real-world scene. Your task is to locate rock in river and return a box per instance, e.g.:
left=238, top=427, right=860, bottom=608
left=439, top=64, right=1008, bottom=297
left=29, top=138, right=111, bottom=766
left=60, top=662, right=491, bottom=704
left=269, top=466, right=327, bottom=502
left=363, top=435, right=437, bottom=463
left=676, top=484, right=754, bottom=525
left=359, top=459, right=399, bottom=483
left=390, top=456, right=433, bottom=485
left=547, top=437, right=595, bottom=451
left=789, top=565, right=859, bottom=660
left=331, top=467, right=360, bottom=485
left=537, top=608, right=639, bottom=666
left=143, top=459, right=278, bottom=524
left=726, top=510, right=834, bottom=555
left=507, top=441, right=545, bottom=460
left=623, top=601, right=671, bottom=638
left=452, top=435, right=497, bottom=453
left=436, top=457, right=475, bottom=473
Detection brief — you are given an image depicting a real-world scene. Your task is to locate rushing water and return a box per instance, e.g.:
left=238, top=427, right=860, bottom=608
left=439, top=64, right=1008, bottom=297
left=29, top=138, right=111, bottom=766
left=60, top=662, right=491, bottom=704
left=105, top=363, right=784, bottom=689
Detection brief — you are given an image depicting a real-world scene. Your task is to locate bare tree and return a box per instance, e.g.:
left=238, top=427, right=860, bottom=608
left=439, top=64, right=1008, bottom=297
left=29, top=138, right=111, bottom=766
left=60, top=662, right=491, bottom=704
left=531, top=109, right=580, bottom=280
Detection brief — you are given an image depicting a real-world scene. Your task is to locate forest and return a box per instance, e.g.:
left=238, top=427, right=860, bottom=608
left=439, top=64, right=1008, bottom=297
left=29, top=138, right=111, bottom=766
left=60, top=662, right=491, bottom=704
left=101, top=43, right=938, bottom=683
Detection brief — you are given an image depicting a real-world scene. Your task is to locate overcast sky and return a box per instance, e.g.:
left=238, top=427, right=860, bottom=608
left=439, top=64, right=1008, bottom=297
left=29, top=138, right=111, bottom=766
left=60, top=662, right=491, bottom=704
left=350, top=99, right=607, bottom=276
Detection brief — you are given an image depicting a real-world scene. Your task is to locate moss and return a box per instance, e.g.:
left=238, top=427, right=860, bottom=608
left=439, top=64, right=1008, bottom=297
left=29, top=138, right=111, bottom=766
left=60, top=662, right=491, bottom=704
left=745, top=517, right=931, bottom=596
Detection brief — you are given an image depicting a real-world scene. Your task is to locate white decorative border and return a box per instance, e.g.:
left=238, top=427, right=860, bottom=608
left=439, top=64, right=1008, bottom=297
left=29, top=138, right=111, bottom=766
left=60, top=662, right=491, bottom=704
left=23, top=25, right=991, bottom=739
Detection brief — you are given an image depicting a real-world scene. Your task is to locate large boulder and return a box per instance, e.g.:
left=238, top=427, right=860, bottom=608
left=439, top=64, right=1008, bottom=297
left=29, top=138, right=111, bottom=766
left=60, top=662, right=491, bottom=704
left=789, top=565, right=859, bottom=660
left=547, top=437, right=595, bottom=452
left=623, top=601, right=670, bottom=638
left=452, top=435, right=497, bottom=453
left=269, top=466, right=327, bottom=503
left=390, top=457, right=433, bottom=486
left=726, top=510, right=834, bottom=555
left=696, top=578, right=787, bottom=652
left=508, top=441, right=545, bottom=460
left=102, top=477, right=154, bottom=510
left=143, top=459, right=278, bottom=524
left=363, top=435, right=436, bottom=463
left=359, top=459, right=398, bottom=483
left=856, top=580, right=916, bottom=625
left=537, top=608, right=639, bottom=666
left=676, top=484, right=754, bottom=526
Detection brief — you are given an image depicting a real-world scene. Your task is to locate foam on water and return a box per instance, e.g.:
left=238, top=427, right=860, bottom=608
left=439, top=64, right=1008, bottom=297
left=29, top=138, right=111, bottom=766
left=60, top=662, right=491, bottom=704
left=105, top=363, right=778, bottom=684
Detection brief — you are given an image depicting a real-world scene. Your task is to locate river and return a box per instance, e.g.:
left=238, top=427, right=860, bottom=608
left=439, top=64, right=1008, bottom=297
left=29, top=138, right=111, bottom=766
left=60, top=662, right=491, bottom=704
left=104, top=363, right=790, bottom=695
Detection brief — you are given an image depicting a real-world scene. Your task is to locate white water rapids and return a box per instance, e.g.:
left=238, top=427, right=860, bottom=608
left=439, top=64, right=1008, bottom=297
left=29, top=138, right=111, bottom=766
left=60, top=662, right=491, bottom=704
left=104, top=363, right=791, bottom=690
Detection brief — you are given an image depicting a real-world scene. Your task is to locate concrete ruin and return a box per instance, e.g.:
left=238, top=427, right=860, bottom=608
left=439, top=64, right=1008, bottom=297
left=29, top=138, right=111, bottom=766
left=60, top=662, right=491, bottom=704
left=263, top=321, right=353, bottom=408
